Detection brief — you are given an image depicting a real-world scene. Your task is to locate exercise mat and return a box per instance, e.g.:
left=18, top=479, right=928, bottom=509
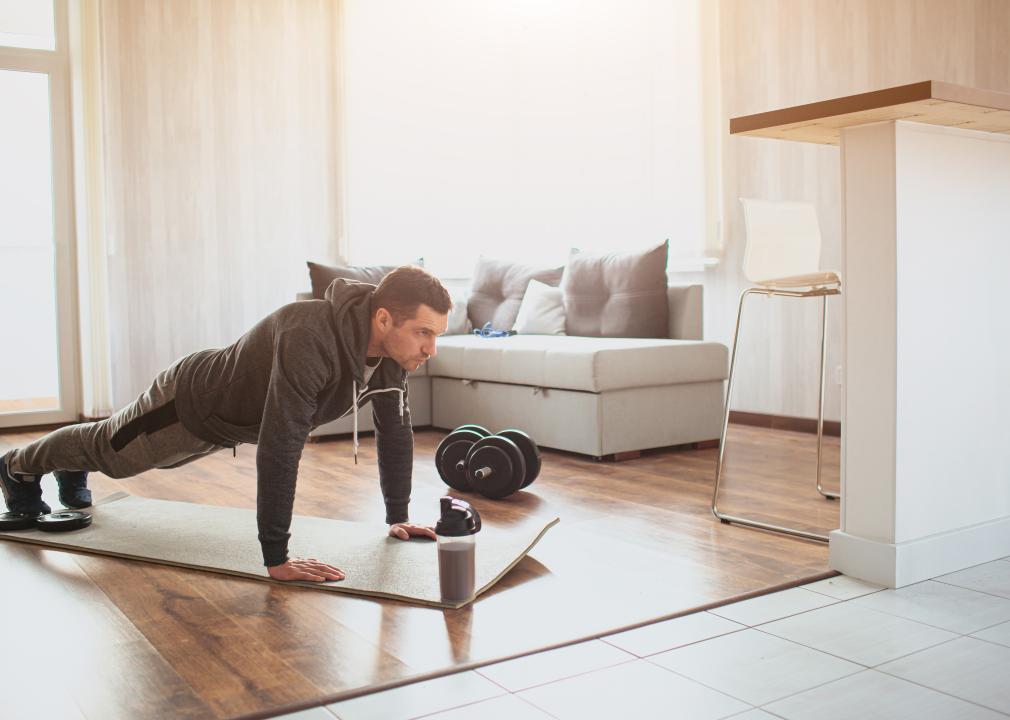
left=0, top=493, right=559, bottom=608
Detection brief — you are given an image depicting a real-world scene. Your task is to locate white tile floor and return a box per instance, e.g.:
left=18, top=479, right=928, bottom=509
left=276, top=557, right=1010, bottom=720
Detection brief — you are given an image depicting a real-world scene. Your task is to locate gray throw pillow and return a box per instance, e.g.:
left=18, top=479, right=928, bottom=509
left=307, top=258, right=423, bottom=300
left=467, top=257, right=564, bottom=331
left=561, top=240, right=669, bottom=338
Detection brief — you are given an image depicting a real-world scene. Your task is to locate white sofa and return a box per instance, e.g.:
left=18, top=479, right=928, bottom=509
left=303, top=284, right=728, bottom=459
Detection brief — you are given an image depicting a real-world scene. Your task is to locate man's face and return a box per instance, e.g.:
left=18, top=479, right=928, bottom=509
left=377, top=304, right=449, bottom=371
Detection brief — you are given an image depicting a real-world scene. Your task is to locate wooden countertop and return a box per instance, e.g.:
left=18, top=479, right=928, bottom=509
left=730, top=80, right=1010, bottom=145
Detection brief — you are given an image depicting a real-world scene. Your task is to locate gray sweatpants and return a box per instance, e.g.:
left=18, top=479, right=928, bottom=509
left=7, top=356, right=223, bottom=479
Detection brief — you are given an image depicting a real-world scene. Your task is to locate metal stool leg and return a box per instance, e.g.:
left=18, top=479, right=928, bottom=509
left=815, top=294, right=839, bottom=500
left=711, top=287, right=830, bottom=543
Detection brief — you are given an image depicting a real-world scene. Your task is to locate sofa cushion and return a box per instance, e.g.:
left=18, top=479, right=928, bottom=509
left=561, top=240, right=669, bottom=338
left=428, top=334, right=727, bottom=392
left=513, top=280, right=566, bottom=335
left=307, top=259, right=423, bottom=300
left=467, top=257, right=563, bottom=332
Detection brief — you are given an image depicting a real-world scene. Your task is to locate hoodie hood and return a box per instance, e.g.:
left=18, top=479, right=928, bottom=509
left=325, top=277, right=376, bottom=385
left=324, top=276, right=409, bottom=465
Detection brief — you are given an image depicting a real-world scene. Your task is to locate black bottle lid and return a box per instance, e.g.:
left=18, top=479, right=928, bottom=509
left=434, top=497, right=482, bottom=537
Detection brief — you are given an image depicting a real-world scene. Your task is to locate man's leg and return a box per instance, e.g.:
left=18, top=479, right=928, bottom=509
left=1, top=356, right=221, bottom=513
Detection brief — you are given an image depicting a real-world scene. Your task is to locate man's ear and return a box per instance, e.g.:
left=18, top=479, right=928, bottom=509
left=375, top=307, right=392, bottom=331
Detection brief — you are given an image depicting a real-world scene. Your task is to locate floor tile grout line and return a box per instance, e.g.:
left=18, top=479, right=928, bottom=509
left=931, top=577, right=1010, bottom=603
left=864, top=633, right=964, bottom=669
left=846, top=591, right=1010, bottom=636
left=753, top=666, right=1010, bottom=718
left=510, top=692, right=565, bottom=720
left=606, top=624, right=750, bottom=659
left=398, top=684, right=510, bottom=720
left=642, top=655, right=770, bottom=707
left=474, top=655, right=640, bottom=695
left=873, top=662, right=1010, bottom=717
left=751, top=619, right=960, bottom=670
left=709, top=593, right=844, bottom=628
left=970, top=617, right=1010, bottom=635
left=643, top=646, right=864, bottom=709
left=798, top=578, right=886, bottom=601
left=964, top=633, right=1010, bottom=651
left=749, top=626, right=878, bottom=669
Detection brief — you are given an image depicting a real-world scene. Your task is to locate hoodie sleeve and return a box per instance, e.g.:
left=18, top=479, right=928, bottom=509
left=256, top=326, right=332, bottom=567
left=371, top=375, right=412, bottom=525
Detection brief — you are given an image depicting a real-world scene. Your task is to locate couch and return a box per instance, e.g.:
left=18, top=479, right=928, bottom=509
left=300, top=280, right=728, bottom=459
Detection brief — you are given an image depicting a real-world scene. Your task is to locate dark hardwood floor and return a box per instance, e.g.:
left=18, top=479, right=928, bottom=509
left=0, top=423, right=838, bottom=720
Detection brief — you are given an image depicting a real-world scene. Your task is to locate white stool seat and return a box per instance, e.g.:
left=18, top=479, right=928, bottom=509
left=756, top=271, right=841, bottom=289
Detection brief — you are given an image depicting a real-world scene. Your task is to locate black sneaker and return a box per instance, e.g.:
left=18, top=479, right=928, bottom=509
left=0, top=454, right=51, bottom=516
left=55, top=470, right=92, bottom=509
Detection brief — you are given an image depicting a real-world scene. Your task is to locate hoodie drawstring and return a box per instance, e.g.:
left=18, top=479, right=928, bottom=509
left=351, top=381, right=406, bottom=465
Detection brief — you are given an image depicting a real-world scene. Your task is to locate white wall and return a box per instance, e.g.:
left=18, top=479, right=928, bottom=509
left=341, top=0, right=716, bottom=276
left=831, top=120, right=1010, bottom=586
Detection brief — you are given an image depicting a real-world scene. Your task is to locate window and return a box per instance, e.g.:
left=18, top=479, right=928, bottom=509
left=0, top=0, right=78, bottom=425
left=341, top=0, right=720, bottom=277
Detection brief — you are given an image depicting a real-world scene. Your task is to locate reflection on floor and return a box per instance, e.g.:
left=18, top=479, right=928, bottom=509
left=283, top=559, right=1010, bottom=720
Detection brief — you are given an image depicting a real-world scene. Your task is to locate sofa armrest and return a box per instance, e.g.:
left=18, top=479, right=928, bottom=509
left=296, top=291, right=314, bottom=302
left=667, top=284, right=703, bottom=340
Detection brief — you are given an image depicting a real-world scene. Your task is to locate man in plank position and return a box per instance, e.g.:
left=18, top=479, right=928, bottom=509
left=0, top=266, right=448, bottom=582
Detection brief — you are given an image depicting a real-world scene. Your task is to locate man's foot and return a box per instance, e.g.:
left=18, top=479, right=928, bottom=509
left=54, top=470, right=92, bottom=509
left=0, top=454, right=51, bottom=517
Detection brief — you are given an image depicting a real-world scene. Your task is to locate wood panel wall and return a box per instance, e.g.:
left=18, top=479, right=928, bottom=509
left=98, top=0, right=342, bottom=406
left=714, top=0, right=1010, bottom=422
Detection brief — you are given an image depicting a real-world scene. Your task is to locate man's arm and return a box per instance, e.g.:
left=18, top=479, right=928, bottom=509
left=371, top=378, right=413, bottom=525
left=256, top=327, right=331, bottom=568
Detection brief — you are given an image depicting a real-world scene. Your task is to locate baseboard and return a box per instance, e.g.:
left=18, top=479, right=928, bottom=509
left=730, top=410, right=841, bottom=437
left=829, top=515, right=1010, bottom=587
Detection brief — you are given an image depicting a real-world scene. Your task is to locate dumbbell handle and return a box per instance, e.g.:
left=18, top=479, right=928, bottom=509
left=473, top=466, right=493, bottom=481
left=455, top=460, right=466, bottom=473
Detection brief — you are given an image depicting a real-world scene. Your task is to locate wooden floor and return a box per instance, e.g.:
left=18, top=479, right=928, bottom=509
left=0, top=424, right=839, bottom=720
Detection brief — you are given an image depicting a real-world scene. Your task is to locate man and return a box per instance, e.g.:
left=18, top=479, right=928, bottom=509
left=0, top=265, right=450, bottom=582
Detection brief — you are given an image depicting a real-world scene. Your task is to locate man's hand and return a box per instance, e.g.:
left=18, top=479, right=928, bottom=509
left=267, top=557, right=345, bottom=582
left=388, top=522, right=437, bottom=541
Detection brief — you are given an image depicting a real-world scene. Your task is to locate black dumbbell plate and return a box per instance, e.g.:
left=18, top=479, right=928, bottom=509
left=0, top=512, right=37, bottom=531
left=496, top=429, right=542, bottom=488
left=465, top=435, right=526, bottom=499
left=435, top=428, right=487, bottom=491
left=35, top=511, right=93, bottom=532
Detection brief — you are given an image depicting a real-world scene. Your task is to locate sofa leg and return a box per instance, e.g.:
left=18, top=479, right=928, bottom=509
left=611, top=450, right=642, bottom=462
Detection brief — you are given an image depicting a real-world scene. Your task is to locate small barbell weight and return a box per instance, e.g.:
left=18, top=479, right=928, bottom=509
left=0, top=512, right=38, bottom=531
left=495, top=429, right=541, bottom=489
left=434, top=425, right=491, bottom=492
left=35, top=511, right=92, bottom=532
left=465, top=435, right=527, bottom=499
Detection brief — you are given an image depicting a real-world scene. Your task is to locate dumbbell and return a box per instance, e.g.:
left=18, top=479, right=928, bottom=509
left=434, top=424, right=491, bottom=492
left=0, top=510, right=92, bottom=532
left=434, top=425, right=542, bottom=499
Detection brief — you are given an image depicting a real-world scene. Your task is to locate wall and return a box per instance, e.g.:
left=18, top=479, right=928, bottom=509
left=340, top=0, right=717, bottom=277
left=714, top=0, right=1010, bottom=422
left=98, top=0, right=342, bottom=406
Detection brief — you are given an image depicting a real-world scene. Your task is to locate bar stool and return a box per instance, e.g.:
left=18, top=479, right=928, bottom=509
left=711, top=198, right=841, bottom=542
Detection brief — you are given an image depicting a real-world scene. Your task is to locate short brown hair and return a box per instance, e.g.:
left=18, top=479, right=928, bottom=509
left=372, top=265, right=452, bottom=324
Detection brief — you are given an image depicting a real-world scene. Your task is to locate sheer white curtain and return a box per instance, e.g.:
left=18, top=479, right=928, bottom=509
left=341, top=0, right=722, bottom=277
left=71, top=0, right=343, bottom=410
left=69, top=0, right=112, bottom=419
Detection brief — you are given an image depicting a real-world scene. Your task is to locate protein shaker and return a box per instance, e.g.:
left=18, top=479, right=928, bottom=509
left=434, top=496, right=482, bottom=603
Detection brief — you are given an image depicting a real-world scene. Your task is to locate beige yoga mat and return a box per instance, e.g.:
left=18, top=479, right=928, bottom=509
left=0, top=493, right=559, bottom=608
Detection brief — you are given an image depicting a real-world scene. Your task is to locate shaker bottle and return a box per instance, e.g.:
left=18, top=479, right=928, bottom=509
left=434, top=496, right=482, bottom=603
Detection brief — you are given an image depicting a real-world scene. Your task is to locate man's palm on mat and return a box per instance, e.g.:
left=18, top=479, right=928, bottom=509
left=267, top=522, right=437, bottom=582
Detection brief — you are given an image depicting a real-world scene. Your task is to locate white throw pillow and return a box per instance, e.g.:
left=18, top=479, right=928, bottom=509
left=512, top=279, right=566, bottom=335
left=445, top=288, right=471, bottom=335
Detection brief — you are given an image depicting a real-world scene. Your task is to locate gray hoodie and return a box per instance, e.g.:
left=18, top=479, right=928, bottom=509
left=173, top=279, right=413, bottom=566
